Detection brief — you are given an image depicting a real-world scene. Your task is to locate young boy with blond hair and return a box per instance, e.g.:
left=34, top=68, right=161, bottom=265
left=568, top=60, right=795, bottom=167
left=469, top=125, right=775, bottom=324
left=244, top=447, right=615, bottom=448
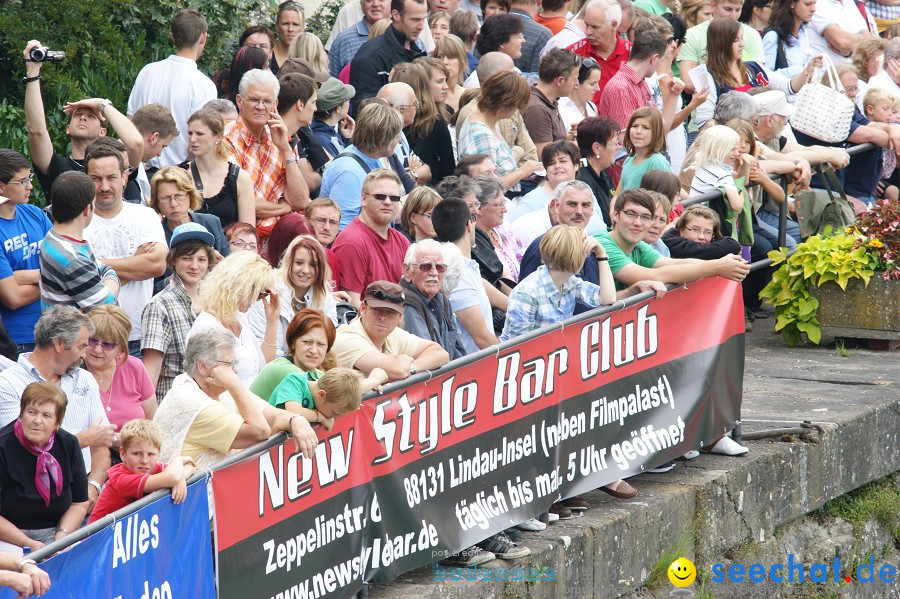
left=863, top=88, right=900, bottom=202
left=88, top=420, right=195, bottom=523
left=267, top=367, right=388, bottom=431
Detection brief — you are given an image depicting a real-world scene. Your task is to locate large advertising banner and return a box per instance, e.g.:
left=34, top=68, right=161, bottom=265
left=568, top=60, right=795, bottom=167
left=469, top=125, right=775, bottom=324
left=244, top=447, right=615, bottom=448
left=0, top=478, right=216, bottom=599
left=213, top=277, right=746, bottom=599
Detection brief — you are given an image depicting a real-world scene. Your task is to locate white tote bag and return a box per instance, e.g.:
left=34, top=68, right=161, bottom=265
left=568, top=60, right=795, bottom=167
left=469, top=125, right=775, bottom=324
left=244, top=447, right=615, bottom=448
left=790, top=56, right=855, bottom=143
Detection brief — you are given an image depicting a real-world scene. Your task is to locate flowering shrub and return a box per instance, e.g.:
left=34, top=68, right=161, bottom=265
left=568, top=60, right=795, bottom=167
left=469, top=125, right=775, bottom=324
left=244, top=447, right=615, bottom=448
left=851, top=199, right=900, bottom=280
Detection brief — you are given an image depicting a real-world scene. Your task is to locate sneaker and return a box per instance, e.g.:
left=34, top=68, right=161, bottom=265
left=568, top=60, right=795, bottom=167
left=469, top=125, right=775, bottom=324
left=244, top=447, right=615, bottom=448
left=560, top=495, right=589, bottom=511
left=547, top=511, right=560, bottom=522
left=440, top=545, right=495, bottom=567
left=477, top=533, right=531, bottom=559
left=680, top=450, right=700, bottom=460
left=744, top=310, right=753, bottom=332
left=516, top=518, right=547, bottom=532
left=503, top=527, right=522, bottom=541
left=648, top=460, right=676, bottom=473
left=549, top=503, right=573, bottom=520
left=747, top=306, right=772, bottom=319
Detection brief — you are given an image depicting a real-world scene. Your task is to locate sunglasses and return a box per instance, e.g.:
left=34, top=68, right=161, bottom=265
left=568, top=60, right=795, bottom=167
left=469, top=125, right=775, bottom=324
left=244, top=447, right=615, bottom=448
left=88, top=338, right=118, bottom=351
left=369, top=193, right=401, bottom=203
left=368, top=289, right=404, bottom=304
left=258, top=290, right=270, bottom=301
left=415, top=261, right=447, bottom=273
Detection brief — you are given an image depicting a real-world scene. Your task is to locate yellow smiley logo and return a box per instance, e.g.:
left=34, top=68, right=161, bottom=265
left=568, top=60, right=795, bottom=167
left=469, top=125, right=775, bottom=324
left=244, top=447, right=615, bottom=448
left=668, top=557, right=697, bottom=587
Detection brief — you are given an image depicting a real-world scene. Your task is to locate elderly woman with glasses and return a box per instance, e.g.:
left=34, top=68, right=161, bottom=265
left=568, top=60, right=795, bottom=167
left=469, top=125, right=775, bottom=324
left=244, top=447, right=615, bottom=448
left=149, top=166, right=229, bottom=293
left=187, top=251, right=279, bottom=386
left=85, top=306, right=156, bottom=438
left=472, top=176, right=524, bottom=283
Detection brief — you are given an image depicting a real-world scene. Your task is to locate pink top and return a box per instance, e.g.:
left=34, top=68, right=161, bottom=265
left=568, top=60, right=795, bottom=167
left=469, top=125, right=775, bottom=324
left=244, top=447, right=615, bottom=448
left=101, top=355, right=155, bottom=430
left=491, top=223, right=525, bottom=282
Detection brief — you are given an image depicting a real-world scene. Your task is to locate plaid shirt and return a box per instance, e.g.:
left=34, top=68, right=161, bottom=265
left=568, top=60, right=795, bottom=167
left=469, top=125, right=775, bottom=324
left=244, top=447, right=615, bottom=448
left=500, top=265, right=601, bottom=341
left=510, top=9, right=554, bottom=74
left=459, top=120, right=521, bottom=191
left=140, top=276, right=196, bottom=399
left=225, top=117, right=289, bottom=239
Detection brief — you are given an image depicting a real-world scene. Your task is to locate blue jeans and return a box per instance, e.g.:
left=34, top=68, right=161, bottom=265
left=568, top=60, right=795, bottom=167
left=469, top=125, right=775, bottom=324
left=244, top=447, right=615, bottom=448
left=756, top=209, right=799, bottom=251
left=127, top=339, right=142, bottom=359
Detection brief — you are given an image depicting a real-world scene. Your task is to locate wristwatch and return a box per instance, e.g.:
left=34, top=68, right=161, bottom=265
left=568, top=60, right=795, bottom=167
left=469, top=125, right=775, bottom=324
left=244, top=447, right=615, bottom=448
left=98, top=99, right=112, bottom=117
left=409, top=363, right=417, bottom=375
left=17, top=558, right=35, bottom=573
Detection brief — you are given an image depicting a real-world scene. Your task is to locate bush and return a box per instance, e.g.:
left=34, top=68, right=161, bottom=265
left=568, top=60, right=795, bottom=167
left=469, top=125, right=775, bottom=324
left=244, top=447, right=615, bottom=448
left=0, top=0, right=274, bottom=202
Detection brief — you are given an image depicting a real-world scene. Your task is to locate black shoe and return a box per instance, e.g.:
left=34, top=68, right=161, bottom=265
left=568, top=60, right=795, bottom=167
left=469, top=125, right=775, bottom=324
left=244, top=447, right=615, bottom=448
left=439, top=545, right=495, bottom=567
left=476, top=532, right=531, bottom=559
left=503, top=527, right=523, bottom=541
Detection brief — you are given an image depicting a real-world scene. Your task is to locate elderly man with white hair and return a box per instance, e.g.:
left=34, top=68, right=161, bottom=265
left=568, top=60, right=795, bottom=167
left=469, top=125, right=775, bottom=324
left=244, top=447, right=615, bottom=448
left=154, top=327, right=319, bottom=470
left=399, top=240, right=467, bottom=361
left=224, top=69, right=311, bottom=244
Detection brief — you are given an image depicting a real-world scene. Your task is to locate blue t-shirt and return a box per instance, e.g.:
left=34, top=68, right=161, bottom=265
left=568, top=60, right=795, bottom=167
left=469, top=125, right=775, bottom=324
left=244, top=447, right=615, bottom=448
left=319, top=145, right=383, bottom=230
left=0, top=204, right=52, bottom=344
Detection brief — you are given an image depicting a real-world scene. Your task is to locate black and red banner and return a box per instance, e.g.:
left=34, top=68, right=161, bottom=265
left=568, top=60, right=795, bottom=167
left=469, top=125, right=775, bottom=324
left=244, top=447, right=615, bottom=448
left=212, top=277, right=746, bottom=599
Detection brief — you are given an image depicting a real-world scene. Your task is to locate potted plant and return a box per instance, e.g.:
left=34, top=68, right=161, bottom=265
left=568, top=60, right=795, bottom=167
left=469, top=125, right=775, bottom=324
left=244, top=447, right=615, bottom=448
left=760, top=199, right=899, bottom=347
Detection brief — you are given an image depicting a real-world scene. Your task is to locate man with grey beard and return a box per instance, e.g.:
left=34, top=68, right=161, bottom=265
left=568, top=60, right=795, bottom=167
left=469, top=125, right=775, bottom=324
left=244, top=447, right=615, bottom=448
left=0, top=306, right=114, bottom=513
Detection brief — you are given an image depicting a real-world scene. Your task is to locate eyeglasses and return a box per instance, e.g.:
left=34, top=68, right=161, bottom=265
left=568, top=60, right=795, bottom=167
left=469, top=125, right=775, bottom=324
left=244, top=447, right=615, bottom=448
left=395, top=100, right=419, bottom=111
left=620, top=209, right=652, bottom=223
left=158, top=193, right=187, bottom=205
left=258, top=290, right=271, bottom=301
left=486, top=200, right=506, bottom=209
left=842, top=86, right=859, bottom=95
left=310, top=216, right=340, bottom=227
left=7, top=172, right=34, bottom=186
left=367, top=289, right=404, bottom=304
left=468, top=213, right=478, bottom=223
left=368, top=193, right=401, bottom=202
left=244, top=97, right=277, bottom=108
left=414, top=212, right=433, bottom=219
left=214, top=359, right=239, bottom=370
left=88, top=338, right=118, bottom=351
left=246, top=43, right=272, bottom=51
left=230, top=239, right=258, bottom=250
left=415, top=261, right=448, bottom=273
left=685, top=225, right=714, bottom=239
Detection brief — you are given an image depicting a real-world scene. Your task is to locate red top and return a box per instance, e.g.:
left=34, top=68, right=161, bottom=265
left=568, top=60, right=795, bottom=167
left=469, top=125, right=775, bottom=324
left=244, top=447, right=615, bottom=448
left=597, top=62, right=653, bottom=130
left=88, top=462, right=165, bottom=523
left=331, top=218, right=410, bottom=294
left=571, top=36, right=632, bottom=104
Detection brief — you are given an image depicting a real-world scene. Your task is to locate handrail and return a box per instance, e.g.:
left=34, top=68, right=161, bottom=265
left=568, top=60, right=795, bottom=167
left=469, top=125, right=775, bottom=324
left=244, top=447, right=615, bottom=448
left=25, top=141, right=869, bottom=564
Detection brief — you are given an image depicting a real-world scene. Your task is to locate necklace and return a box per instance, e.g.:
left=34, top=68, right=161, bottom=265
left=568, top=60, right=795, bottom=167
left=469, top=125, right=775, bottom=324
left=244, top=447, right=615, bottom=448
left=92, top=365, right=117, bottom=412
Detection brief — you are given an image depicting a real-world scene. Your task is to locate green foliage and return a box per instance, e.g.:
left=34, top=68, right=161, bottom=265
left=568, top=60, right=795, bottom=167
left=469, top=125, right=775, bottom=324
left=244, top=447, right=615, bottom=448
left=306, top=0, right=348, bottom=45
left=813, top=474, right=900, bottom=545
left=759, top=228, right=878, bottom=347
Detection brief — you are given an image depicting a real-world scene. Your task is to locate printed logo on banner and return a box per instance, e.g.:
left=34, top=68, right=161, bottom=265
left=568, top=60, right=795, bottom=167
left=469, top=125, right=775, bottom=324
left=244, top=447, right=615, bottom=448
left=212, top=277, right=746, bottom=599
left=0, top=479, right=216, bottom=599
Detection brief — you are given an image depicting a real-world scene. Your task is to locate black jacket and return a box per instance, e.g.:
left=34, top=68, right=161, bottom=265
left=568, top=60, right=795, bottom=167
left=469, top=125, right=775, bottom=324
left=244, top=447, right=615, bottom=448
left=577, top=164, right=614, bottom=227
left=349, top=25, right=427, bottom=106
left=662, top=228, right=741, bottom=260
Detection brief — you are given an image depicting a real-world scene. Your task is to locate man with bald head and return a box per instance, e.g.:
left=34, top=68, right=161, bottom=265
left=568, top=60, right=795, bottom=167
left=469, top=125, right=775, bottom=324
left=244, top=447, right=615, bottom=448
left=376, top=82, right=423, bottom=190
left=455, top=53, right=538, bottom=168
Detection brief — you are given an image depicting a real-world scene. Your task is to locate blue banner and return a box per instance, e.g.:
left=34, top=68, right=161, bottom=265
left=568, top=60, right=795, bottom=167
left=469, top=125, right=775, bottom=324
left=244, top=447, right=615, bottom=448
left=0, top=478, right=215, bottom=599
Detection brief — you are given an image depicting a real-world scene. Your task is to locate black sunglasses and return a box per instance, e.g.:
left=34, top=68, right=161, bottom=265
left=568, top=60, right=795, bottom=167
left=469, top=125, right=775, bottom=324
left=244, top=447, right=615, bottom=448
left=369, top=193, right=401, bottom=202
left=368, top=289, right=404, bottom=304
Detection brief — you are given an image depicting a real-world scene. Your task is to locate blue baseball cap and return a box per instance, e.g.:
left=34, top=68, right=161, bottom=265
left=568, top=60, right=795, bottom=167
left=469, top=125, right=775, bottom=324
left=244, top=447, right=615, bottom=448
left=170, top=222, right=214, bottom=248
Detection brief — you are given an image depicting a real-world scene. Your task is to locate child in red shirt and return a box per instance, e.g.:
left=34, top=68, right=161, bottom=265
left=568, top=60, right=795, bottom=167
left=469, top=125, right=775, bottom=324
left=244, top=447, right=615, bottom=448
left=88, top=420, right=195, bottom=523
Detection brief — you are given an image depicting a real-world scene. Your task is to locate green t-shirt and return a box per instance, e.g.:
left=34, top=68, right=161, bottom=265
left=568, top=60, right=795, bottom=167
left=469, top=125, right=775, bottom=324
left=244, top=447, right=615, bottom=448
left=633, top=0, right=670, bottom=15
left=620, top=153, right=671, bottom=191
left=269, top=372, right=315, bottom=410
left=679, top=20, right=765, bottom=66
left=594, top=230, right=662, bottom=290
left=249, top=356, right=321, bottom=401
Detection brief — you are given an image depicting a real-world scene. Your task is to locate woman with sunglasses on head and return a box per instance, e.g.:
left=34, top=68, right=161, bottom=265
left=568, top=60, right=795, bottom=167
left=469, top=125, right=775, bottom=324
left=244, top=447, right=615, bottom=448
left=86, top=306, right=156, bottom=442
left=272, top=1, right=305, bottom=72
left=187, top=251, right=279, bottom=385
left=248, top=235, right=338, bottom=358
left=559, top=58, right=602, bottom=133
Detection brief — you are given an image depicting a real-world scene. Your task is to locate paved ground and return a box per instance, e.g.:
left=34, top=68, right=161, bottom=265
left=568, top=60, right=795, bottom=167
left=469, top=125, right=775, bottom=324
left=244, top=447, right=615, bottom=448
left=367, top=315, right=900, bottom=598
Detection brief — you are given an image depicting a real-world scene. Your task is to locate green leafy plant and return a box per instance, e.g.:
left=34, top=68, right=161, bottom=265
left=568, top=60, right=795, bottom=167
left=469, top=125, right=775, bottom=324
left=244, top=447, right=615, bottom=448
left=760, top=229, right=879, bottom=346
left=305, top=0, right=347, bottom=45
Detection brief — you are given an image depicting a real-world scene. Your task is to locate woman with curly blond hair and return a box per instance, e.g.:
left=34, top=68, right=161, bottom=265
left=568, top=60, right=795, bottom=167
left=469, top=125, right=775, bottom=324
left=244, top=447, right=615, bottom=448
left=187, top=251, right=278, bottom=384
left=851, top=36, right=887, bottom=82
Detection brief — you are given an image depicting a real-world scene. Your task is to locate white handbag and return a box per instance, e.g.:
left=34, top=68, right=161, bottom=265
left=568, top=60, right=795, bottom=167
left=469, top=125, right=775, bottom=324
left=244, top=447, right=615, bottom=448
left=790, top=55, right=855, bottom=144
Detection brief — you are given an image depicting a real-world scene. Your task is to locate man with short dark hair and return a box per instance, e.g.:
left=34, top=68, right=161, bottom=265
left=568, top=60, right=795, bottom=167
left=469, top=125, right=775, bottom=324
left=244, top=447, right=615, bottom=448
left=330, top=0, right=388, bottom=77
left=130, top=104, right=179, bottom=202
left=83, top=141, right=167, bottom=357
left=523, top=49, right=580, bottom=156
left=128, top=9, right=217, bottom=168
left=277, top=73, right=326, bottom=196
left=226, top=69, right=311, bottom=243
left=331, top=169, right=411, bottom=306
left=39, top=171, right=119, bottom=312
left=598, top=29, right=683, bottom=131
left=350, top=0, right=428, bottom=103
left=23, top=41, right=144, bottom=200
left=0, top=149, right=51, bottom=355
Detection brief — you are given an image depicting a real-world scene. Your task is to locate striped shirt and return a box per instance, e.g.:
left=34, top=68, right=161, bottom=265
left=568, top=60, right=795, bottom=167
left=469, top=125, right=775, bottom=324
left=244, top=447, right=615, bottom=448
left=329, top=21, right=370, bottom=78
left=0, top=355, right=108, bottom=472
left=690, top=162, right=737, bottom=198
left=39, top=229, right=118, bottom=312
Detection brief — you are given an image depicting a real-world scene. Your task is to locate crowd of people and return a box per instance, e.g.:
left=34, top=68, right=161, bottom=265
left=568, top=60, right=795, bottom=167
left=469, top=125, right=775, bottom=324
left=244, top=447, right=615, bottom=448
left=0, top=0, right=897, bottom=587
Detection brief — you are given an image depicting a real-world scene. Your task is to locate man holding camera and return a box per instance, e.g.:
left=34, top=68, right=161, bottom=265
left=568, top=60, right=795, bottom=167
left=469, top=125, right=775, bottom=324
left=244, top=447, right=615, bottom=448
left=23, top=40, right=144, bottom=201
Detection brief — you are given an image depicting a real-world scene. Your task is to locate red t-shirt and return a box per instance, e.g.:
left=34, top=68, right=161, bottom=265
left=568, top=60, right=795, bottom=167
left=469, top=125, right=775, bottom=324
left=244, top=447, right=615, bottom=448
left=331, top=218, right=410, bottom=294
left=571, top=36, right=632, bottom=104
left=88, top=462, right=165, bottom=523
left=325, top=248, right=341, bottom=292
